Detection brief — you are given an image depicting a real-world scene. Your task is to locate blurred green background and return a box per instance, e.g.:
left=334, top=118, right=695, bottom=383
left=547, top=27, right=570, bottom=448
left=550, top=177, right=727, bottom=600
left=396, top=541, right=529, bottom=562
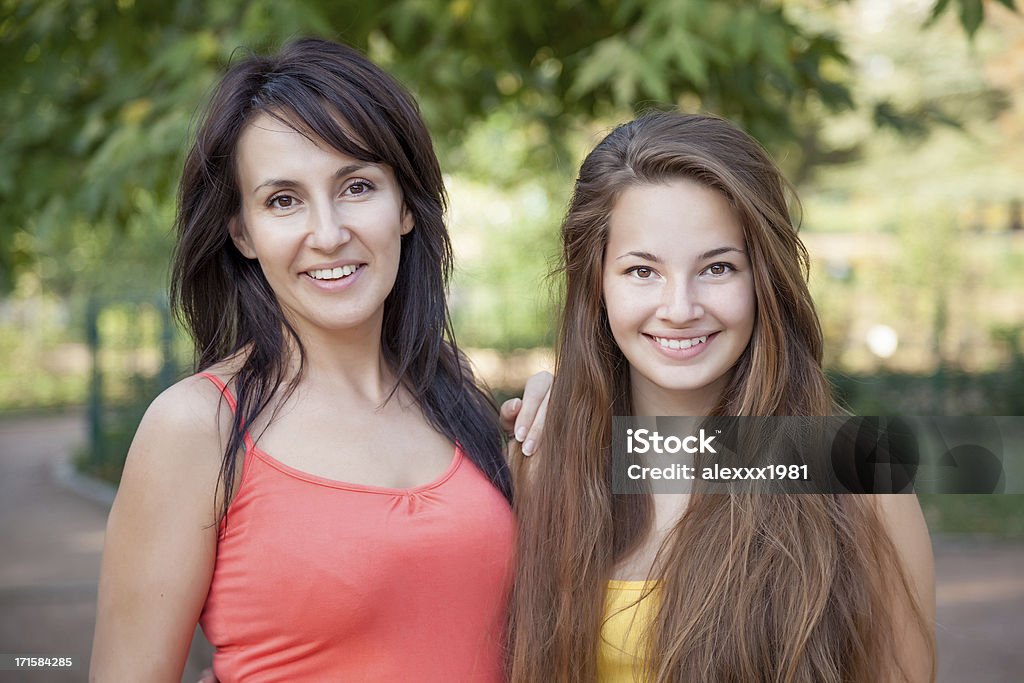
left=1, top=0, right=1022, bottom=533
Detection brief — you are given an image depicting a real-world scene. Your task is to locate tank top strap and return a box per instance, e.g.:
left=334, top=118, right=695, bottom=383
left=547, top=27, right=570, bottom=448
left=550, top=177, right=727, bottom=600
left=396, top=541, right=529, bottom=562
left=197, top=372, right=256, bottom=452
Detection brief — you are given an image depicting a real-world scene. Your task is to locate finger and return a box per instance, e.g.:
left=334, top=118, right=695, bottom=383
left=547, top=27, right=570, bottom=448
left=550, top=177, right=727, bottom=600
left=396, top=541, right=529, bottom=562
left=509, top=438, right=534, bottom=489
left=499, top=397, right=523, bottom=435
left=514, top=371, right=553, bottom=443
left=521, top=386, right=550, bottom=457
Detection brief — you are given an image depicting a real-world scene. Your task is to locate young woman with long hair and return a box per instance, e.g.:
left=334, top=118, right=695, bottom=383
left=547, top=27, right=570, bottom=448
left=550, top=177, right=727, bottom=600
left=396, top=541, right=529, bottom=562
left=510, top=112, right=935, bottom=682
left=90, top=37, right=549, bottom=682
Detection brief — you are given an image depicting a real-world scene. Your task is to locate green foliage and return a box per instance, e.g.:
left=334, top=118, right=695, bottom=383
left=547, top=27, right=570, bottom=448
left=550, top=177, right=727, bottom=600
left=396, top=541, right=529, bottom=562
left=919, top=494, right=1024, bottom=537
left=830, top=360, right=1024, bottom=416
left=3, top=0, right=999, bottom=294
left=928, top=0, right=1018, bottom=38
left=0, top=294, right=89, bottom=409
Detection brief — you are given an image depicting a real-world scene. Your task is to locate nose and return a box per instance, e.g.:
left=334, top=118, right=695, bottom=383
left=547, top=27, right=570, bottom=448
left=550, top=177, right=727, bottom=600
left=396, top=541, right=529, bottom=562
left=656, top=278, right=703, bottom=323
left=307, top=201, right=352, bottom=252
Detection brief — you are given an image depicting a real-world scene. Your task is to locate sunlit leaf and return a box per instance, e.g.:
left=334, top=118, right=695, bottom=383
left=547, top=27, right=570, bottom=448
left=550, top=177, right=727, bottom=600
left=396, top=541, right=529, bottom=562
left=959, top=0, right=985, bottom=37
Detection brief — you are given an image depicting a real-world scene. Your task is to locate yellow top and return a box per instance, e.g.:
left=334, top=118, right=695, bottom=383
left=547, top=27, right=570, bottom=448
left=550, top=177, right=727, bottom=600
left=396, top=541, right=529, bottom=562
left=597, top=580, right=658, bottom=682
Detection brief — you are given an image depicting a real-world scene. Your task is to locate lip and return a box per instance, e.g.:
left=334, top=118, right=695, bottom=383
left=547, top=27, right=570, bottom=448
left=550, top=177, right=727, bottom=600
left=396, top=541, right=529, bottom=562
left=644, top=331, right=718, bottom=360
left=301, top=263, right=366, bottom=292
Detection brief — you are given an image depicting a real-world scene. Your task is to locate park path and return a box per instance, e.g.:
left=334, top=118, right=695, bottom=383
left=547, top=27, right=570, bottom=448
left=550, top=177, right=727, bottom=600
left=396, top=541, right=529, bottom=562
left=0, top=412, right=1022, bottom=682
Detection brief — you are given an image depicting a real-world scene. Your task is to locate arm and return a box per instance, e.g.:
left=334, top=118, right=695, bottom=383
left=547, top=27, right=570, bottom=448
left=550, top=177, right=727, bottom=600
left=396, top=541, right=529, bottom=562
left=874, top=493, right=936, bottom=683
left=90, top=377, right=227, bottom=682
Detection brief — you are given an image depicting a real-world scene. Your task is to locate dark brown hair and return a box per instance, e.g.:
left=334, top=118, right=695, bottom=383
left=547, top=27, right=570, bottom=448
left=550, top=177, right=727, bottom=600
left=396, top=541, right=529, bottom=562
left=170, top=38, right=509, bottom=523
left=510, top=112, right=933, bottom=682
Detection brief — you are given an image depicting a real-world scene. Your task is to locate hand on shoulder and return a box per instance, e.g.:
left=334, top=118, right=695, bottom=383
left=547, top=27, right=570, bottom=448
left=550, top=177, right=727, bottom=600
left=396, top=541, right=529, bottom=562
left=499, top=370, right=552, bottom=457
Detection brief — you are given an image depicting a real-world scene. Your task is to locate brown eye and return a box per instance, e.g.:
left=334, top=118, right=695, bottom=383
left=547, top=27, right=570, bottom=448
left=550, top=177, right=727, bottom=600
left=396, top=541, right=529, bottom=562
left=269, top=195, right=295, bottom=209
left=628, top=266, right=653, bottom=279
left=345, top=180, right=374, bottom=196
left=706, top=263, right=733, bottom=276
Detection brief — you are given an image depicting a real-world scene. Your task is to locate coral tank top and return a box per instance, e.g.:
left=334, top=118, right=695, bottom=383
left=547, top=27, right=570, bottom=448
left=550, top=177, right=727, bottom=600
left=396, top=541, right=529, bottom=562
left=196, top=374, right=515, bottom=682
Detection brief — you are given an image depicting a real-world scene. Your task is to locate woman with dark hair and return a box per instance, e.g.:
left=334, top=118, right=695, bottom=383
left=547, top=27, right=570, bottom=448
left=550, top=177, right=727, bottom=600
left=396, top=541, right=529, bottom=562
left=91, top=37, right=548, bottom=682
left=510, top=112, right=936, bottom=682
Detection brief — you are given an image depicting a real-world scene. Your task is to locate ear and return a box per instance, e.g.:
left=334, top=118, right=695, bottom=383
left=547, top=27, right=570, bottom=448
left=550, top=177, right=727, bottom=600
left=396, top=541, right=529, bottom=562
left=228, top=216, right=257, bottom=259
left=400, top=204, right=414, bottom=236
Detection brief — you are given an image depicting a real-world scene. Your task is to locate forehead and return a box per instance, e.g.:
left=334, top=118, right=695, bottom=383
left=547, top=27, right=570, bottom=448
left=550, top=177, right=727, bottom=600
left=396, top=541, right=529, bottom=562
left=237, top=112, right=353, bottom=160
left=238, top=113, right=319, bottom=150
left=234, top=112, right=384, bottom=184
left=607, top=179, right=744, bottom=256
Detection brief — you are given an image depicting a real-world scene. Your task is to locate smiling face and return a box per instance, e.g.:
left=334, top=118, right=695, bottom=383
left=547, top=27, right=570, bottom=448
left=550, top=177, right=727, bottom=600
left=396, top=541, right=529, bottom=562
left=229, top=112, right=413, bottom=340
left=602, top=178, right=756, bottom=415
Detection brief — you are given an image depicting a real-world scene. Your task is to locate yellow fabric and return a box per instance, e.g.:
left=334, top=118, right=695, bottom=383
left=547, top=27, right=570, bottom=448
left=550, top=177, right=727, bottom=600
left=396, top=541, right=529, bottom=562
left=597, top=580, right=658, bottom=682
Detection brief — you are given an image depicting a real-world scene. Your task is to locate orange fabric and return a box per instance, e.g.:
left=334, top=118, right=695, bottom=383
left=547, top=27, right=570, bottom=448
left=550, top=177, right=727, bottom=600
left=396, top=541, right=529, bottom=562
left=196, top=373, right=515, bottom=682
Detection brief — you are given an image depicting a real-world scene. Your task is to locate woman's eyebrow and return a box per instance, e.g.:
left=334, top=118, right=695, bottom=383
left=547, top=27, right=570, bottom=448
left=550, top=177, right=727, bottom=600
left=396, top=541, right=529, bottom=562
left=615, top=250, right=662, bottom=262
left=251, top=163, right=371, bottom=195
left=614, top=247, right=746, bottom=262
left=698, top=246, right=746, bottom=260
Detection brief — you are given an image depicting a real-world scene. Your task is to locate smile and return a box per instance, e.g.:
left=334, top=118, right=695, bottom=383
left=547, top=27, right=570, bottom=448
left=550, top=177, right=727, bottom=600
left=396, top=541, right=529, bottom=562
left=650, top=334, right=709, bottom=350
left=304, top=264, right=363, bottom=281
left=644, top=332, right=719, bottom=360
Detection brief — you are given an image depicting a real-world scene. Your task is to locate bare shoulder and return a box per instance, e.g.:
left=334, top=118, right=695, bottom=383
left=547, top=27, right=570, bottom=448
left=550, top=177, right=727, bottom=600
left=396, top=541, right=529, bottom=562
left=92, top=373, right=227, bottom=680
left=870, top=494, right=936, bottom=681
left=120, top=374, right=232, bottom=503
left=139, top=373, right=233, bottom=453
left=872, top=495, right=934, bottom=580
left=872, top=495, right=934, bottom=595
left=872, top=493, right=929, bottom=536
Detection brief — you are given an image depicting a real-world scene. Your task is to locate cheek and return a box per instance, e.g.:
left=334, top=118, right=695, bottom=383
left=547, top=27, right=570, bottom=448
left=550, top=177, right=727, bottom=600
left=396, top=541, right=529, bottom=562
left=246, top=218, right=298, bottom=252
left=601, top=279, right=630, bottom=334
left=707, top=274, right=753, bottom=318
left=721, top=280, right=756, bottom=341
left=738, top=280, right=756, bottom=330
left=372, top=215, right=406, bottom=254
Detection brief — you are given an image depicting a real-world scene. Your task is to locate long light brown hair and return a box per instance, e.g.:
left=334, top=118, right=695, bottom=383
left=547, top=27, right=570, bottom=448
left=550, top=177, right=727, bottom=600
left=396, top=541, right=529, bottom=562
left=510, top=112, right=934, bottom=682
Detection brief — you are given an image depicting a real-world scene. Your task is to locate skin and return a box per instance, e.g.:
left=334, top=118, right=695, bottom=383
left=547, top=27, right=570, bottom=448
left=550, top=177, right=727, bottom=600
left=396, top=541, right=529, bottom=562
left=231, top=114, right=413, bottom=343
left=600, top=179, right=935, bottom=680
left=602, top=179, right=755, bottom=417
left=91, top=113, right=552, bottom=682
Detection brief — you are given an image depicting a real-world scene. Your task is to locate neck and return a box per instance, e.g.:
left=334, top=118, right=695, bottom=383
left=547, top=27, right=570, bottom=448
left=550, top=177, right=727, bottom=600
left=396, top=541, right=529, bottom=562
left=283, top=315, right=397, bottom=404
left=629, top=372, right=726, bottom=417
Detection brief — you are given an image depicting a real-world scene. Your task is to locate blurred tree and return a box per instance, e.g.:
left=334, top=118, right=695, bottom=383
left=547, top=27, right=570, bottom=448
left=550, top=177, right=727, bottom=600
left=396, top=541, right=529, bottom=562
left=800, top=1, right=1024, bottom=379
left=0, top=0, right=1014, bottom=293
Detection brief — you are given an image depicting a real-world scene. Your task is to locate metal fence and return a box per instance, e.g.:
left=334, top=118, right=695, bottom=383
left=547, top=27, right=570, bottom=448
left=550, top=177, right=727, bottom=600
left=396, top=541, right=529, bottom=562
left=82, top=295, right=190, bottom=482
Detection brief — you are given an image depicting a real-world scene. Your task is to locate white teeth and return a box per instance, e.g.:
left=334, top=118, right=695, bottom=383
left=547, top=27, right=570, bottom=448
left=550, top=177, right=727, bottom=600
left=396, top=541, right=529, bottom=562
left=308, top=265, right=360, bottom=280
left=655, top=334, right=709, bottom=350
